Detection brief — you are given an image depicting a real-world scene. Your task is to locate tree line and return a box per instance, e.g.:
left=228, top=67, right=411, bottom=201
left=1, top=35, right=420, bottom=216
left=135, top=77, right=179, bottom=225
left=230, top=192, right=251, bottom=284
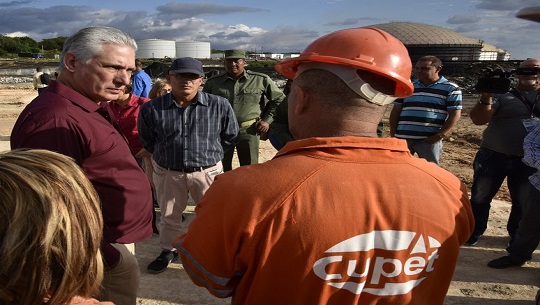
left=0, top=35, right=67, bottom=57
left=0, top=34, right=288, bottom=64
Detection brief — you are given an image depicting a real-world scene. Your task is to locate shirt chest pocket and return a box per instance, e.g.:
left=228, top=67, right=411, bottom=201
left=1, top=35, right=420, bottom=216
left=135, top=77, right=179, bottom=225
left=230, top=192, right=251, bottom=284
left=238, top=88, right=262, bottom=105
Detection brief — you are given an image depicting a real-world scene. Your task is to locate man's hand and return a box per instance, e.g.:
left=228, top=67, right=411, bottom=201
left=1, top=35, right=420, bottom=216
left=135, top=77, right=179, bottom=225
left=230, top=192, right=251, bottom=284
left=423, top=134, right=444, bottom=144
left=256, top=119, right=270, bottom=133
left=135, top=148, right=152, bottom=159
left=479, top=92, right=494, bottom=104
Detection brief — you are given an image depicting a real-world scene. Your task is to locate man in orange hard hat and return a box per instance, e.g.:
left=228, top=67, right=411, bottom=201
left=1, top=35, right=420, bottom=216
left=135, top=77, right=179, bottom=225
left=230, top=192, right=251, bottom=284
left=175, top=27, right=474, bottom=305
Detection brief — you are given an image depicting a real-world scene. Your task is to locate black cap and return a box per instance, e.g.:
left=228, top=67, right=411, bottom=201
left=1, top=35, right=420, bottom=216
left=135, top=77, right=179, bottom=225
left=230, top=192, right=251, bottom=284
left=169, top=57, right=204, bottom=76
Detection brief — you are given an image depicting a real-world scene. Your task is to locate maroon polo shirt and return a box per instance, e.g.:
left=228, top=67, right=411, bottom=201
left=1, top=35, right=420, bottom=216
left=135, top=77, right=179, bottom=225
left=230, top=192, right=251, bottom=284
left=11, top=80, right=153, bottom=266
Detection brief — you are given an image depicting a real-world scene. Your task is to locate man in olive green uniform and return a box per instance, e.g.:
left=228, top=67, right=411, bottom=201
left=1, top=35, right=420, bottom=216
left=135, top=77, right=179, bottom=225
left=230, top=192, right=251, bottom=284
left=203, top=49, right=285, bottom=171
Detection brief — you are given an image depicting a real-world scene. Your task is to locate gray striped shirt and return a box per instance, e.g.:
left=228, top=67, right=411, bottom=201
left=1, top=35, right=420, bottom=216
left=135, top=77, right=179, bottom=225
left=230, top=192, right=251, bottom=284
left=138, top=91, right=239, bottom=169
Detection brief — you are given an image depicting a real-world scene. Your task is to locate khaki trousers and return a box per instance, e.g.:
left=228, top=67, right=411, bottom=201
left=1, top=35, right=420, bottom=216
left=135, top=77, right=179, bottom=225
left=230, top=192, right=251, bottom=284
left=98, top=243, right=139, bottom=305
left=152, top=161, right=222, bottom=250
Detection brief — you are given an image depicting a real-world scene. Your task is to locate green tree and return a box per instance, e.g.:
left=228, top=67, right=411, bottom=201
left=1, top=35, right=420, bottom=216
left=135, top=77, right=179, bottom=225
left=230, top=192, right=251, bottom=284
left=0, top=35, right=20, bottom=54
left=40, top=36, right=66, bottom=52
left=16, top=36, right=39, bottom=53
left=0, top=34, right=67, bottom=57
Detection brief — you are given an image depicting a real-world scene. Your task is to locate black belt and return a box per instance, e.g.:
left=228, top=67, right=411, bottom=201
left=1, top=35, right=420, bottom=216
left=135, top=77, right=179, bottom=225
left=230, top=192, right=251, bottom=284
left=504, top=154, right=523, bottom=159
left=167, top=164, right=215, bottom=173
left=485, top=148, right=522, bottom=159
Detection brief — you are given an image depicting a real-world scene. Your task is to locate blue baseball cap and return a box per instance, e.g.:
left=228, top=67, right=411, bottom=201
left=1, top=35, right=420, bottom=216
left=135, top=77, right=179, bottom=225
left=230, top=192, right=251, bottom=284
left=169, top=57, right=204, bottom=77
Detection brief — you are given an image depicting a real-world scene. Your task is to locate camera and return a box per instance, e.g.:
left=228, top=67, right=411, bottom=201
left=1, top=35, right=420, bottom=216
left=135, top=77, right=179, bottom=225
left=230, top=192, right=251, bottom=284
left=515, top=67, right=540, bottom=76
left=474, top=67, right=540, bottom=94
left=474, top=68, right=514, bottom=94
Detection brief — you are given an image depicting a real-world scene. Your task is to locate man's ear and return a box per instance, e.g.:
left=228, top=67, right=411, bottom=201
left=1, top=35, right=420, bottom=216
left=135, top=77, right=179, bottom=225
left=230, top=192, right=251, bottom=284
left=292, top=85, right=310, bottom=115
left=63, top=53, right=78, bottom=72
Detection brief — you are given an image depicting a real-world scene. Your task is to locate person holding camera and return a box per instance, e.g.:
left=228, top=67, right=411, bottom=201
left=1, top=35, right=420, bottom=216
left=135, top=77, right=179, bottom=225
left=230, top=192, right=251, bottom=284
left=466, top=58, right=540, bottom=255
left=389, top=55, right=462, bottom=165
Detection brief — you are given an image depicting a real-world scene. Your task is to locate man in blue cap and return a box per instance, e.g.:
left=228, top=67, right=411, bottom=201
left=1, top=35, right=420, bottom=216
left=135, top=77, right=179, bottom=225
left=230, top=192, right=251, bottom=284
left=138, top=57, right=239, bottom=273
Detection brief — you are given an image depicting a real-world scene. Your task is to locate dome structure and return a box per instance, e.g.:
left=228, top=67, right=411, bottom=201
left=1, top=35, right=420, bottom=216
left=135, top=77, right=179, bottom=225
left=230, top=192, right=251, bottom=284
left=368, top=22, right=508, bottom=61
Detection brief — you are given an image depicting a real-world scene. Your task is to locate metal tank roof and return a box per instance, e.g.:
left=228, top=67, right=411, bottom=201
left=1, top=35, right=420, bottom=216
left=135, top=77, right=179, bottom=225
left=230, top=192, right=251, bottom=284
left=369, top=22, right=483, bottom=47
left=136, top=39, right=176, bottom=58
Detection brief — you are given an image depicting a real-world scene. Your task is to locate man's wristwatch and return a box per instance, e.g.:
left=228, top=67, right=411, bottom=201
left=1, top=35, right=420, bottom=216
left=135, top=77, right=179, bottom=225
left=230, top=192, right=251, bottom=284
left=478, top=100, right=494, bottom=105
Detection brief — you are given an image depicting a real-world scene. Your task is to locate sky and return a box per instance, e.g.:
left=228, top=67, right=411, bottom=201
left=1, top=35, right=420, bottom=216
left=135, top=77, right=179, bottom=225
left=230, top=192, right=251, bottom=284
left=0, top=0, right=539, bottom=60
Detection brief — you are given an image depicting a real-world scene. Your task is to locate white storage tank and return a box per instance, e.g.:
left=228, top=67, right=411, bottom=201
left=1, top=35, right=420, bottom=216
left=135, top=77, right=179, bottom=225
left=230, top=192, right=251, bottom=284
left=175, top=41, right=211, bottom=59
left=136, top=39, right=176, bottom=58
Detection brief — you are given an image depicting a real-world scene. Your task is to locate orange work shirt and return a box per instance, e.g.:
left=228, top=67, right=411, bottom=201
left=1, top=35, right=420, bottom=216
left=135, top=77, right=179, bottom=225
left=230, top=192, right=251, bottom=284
left=176, top=136, right=474, bottom=305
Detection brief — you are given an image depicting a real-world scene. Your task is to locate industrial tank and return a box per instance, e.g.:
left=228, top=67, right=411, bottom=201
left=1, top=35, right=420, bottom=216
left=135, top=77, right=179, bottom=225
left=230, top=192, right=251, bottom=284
left=369, top=22, right=502, bottom=61
left=175, top=41, right=211, bottom=59
left=136, top=39, right=176, bottom=59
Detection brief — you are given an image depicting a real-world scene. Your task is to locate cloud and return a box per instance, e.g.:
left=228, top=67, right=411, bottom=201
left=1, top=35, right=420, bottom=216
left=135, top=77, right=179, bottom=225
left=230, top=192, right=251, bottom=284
left=155, top=2, right=267, bottom=19
left=0, top=0, right=537, bottom=60
left=475, top=0, right=540, bottom=11
left=324, top=17, right=380, bottom=26
left=0, top=0, right=31, bottom=8
left=450, top=8, right=540, bottom=59
left=453, top=23, right=484, bottom=33
left=0, top=3, right=290, bottom=53
left=0, top=5, right=128, bottom=38
left=446, top=15, right=480, bottom=24
left=245, top=27, right=321, bottom=53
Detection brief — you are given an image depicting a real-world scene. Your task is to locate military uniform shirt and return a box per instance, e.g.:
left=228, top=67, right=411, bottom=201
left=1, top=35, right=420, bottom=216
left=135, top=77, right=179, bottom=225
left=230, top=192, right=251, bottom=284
left=203, top=70, right=285, bottom=124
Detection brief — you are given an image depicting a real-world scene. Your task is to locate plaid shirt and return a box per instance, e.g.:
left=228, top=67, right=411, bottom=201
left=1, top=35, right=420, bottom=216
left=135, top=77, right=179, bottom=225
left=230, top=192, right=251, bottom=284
left=523, top=121, right=540, bottom=191
left=138, top=91, right=239, bottom=169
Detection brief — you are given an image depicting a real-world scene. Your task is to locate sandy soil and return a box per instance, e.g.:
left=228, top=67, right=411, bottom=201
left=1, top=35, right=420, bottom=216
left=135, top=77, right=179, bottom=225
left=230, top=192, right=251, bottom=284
left=1, top=87, right=538, bottom=304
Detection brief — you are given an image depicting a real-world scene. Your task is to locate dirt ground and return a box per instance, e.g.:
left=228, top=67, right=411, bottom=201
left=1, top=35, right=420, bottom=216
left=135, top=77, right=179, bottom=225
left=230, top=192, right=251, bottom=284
left=0, top=86, right=538, bottom=304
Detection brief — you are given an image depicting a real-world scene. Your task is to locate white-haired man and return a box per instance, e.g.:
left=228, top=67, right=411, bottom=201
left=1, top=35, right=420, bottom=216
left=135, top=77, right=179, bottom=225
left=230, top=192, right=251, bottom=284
left=11, top=26, right=153, bottom=305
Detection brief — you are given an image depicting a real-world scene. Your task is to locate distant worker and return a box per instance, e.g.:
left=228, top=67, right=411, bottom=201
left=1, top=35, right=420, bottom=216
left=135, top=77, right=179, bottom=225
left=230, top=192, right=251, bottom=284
left=132, top=59, right=152, bottom=98
left=203, top=49, right=285, bottom=171
left=33, top=67, right=49, bottom=94
left=176, top=27, right=474, bottom=305
left=389, top=55, right=462, bottom=165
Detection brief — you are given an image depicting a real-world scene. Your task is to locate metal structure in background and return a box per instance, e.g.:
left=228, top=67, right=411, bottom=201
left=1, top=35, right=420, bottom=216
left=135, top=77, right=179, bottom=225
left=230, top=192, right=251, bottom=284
left=175, top=41, right=211, bottom=59
left=370, top=22, right=510, bottom=62
left=136, top=39, right=176, bottom=59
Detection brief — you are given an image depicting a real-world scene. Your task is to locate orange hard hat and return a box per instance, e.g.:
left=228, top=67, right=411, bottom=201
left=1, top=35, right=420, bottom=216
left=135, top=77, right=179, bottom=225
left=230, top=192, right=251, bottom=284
left=516, top=6, right=540, bottom=23
left=274, top=27, right=414, bottom=98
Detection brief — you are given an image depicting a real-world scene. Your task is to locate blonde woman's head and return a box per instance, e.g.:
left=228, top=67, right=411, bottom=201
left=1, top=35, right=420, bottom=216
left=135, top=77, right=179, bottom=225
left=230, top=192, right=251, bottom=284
left=0, top=149, right=103, bottom=305
left=149, top=78, right=172, bottom=99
